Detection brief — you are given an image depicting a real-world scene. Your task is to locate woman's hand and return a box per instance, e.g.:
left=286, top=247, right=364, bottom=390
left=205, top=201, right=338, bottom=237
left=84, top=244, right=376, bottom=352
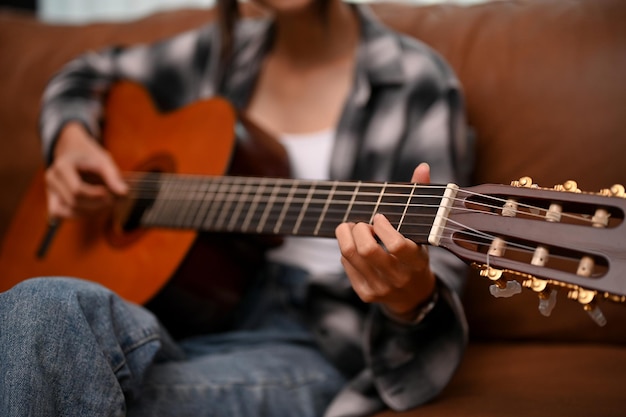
left=45, top=122, right=127, bottom=219
left=335, top=162, right=436, bottom=321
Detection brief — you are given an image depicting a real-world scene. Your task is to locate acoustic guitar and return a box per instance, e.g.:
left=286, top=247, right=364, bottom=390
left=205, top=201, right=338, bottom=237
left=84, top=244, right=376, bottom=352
left=1, top=82, right=625, bottom=335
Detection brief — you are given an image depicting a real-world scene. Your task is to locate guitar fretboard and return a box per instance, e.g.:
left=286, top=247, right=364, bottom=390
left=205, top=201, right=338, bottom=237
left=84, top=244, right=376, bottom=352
left=131, top=174, right=447, bottom=244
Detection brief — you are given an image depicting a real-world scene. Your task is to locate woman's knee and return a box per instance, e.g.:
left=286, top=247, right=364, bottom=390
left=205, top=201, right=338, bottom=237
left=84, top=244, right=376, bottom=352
left=7, top=276, right=111, bottom=306
left=0, top=276, right=119, bottom=330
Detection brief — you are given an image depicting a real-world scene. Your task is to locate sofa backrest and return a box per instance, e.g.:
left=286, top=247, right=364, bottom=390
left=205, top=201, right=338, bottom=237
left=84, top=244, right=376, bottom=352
left=1, top=0, right=625, bottom=343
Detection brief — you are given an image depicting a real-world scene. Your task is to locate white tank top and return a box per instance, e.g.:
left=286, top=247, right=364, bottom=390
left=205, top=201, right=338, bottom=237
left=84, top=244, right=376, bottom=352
left=265, top=129, right=345, bottom=277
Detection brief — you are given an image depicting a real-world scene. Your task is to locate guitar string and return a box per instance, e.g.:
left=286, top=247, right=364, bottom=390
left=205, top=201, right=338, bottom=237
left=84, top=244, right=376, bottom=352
left=123, top=185, right=591, bottom=228
left=121, top=174, right=602, bottom=227
left=137, top=194, right=587, bottom=269
left=114, top=175, right=608, bottom=266
left=119, top=173, right=604, bottom=226
left=133, top=191, right=492, bottom=233
left=118, top=183, right=600, bottom=250
left=123, top=171, right=603, bottom=225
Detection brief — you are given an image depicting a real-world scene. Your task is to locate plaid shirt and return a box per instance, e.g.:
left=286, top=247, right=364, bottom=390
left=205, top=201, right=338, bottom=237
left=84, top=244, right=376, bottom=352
left=40, top=4, right=471, bottom=416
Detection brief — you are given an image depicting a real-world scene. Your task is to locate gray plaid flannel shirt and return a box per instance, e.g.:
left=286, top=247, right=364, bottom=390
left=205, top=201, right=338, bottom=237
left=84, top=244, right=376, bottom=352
left=40, top=4, right=472, bottom=416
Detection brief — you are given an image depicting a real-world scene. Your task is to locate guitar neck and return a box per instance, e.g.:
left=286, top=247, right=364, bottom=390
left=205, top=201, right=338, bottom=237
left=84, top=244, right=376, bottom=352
left=129, top=174, right=449, bottom=244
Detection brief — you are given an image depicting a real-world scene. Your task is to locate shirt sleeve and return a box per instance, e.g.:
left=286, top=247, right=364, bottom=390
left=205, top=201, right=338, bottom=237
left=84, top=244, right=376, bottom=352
left=39, top=23, right=217, bottom=165
left=365, top=60, right=472, bottom=411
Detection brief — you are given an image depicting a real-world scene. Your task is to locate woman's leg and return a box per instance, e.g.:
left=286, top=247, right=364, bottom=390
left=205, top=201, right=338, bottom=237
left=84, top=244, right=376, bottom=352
left=128, top=264, right=347, bottom=417
left=0, top=273, right=346, bottom=417
left=0, top=276, right=179, bottom=417
left=129, top=332, right=346, bottom=417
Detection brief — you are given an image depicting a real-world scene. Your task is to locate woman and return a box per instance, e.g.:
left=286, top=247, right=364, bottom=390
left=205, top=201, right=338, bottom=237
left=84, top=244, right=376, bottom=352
left=0, top=0, right=471, bottom=416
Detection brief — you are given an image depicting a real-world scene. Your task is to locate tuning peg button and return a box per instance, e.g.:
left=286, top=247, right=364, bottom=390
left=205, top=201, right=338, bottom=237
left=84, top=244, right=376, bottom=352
left=538, top=289, right=557, bottom=317
left=489, top=280, right=522, bottom=298
left=568, top=288, right=608, bottom=326
left=610, top=184, right=625, bottom=197
left=584, top=305, right=607, bottom=327
left=511, top=176, right=534, bottom=187
left=479, top=267, right=521, bottom=298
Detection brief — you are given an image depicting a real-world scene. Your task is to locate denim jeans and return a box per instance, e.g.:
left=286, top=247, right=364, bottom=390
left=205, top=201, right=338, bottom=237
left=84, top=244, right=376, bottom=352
left=0, top=265, right=346, bottom=416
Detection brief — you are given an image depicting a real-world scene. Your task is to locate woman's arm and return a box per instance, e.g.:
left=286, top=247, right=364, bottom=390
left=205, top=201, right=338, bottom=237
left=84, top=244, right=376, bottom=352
left=40, top=24, right=217, bottom=165
left=364, top=76, right=471, bottom=411
left=39, top=24, right=218, bottom=219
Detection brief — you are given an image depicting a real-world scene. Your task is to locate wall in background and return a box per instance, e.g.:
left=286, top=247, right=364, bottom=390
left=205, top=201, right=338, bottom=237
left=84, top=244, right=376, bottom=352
left=36, top=0, right=496, bottom=24
left=38, top=0, right=215, bottom=23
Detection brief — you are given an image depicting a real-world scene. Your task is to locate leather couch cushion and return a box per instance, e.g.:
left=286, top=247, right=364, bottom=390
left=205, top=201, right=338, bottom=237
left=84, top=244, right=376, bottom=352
left=376, top=342, right=626, bottom=417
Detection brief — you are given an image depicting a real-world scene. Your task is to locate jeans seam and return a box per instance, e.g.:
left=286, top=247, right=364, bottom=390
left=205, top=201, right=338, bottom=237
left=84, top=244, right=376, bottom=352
left=112, top=333, right=161, bottom=374
left=141, top=373, right=330, bottom=390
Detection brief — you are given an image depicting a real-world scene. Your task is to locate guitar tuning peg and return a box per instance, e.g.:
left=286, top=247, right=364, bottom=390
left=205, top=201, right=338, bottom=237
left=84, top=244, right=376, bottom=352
left=480, top=267, right=522, bottom=298
left=489, top=280, right=522, bottom=298
left=568, top=287, right=607, bottom=326
left=603, top=184, right=626, bottom=198
left=523, top=277, right=557, bottom=316
left=538, top=289, right=557, bottom=317
left=511, top=176, right=535, bottom=188
left=554, top=180, right=580, bottom=193
left=584, top=305, right=607, bottom=327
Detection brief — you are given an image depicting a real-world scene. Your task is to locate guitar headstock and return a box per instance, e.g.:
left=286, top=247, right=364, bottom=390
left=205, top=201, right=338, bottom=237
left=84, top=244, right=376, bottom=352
left=439, top=177, right=626, bottom=326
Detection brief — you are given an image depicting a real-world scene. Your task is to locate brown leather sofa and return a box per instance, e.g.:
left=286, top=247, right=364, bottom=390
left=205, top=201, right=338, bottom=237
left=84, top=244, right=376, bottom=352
left=1, top=0, right=625, bottom=416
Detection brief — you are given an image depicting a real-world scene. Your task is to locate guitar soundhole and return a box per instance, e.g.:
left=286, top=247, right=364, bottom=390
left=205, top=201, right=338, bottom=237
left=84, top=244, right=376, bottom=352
left=107, top=153, right=176, bottom=248
left=120, top=172, right=162, bottom=232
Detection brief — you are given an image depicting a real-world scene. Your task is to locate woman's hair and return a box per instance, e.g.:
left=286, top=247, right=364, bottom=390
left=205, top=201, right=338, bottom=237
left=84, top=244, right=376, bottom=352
left=217, top=0, right=240, bottom=64
left=217, top=0, right=332, bottom=63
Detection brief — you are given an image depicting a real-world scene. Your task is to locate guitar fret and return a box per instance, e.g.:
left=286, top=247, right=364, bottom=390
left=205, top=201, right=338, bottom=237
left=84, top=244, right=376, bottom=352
left=257, top=178, right=283, bottom=234
left=178, top=177, right=202, bottom=228
left=312, top=183, right=358, bottom=237
left=274, top=180, right=299, bottom=234
left=293, top=182, right=316, bottom=235
left=242, top=178, right=267, bottom=232
left=398, top=186, right=446, bottom=243
left=227, top=177, right=254, bottom=231
left=343, top=181, right=362, bottom=223
left=217, top=178, right=244, bottom=230
left=347, top=184, right=384, bottom=225
left=176, top=178, right=194, bottom=227
left=190, top=180, right=214, bottom=229
left=369, top=182, right=388, bottom=223
left=203, top=179, right=230, bottom=230
left=397, top=183, right=417, bottom=232
left=388, top=185, right=415, bottom=228
left=292, top=181, right=331, bottom=236
left=199, top=180, right=221, bottom=229
left=314, top=181, right=337, bottom=236
left=190, top=177, right=213, bottom=228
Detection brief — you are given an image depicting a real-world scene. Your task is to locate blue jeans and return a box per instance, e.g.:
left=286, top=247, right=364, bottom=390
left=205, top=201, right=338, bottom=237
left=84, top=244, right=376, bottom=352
left=0, top=266, right=346, bottom=416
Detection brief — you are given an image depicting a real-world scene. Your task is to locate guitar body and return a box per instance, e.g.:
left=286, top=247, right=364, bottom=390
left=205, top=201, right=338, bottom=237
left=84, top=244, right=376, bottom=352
left=0, top=82, right=289, bottom=337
